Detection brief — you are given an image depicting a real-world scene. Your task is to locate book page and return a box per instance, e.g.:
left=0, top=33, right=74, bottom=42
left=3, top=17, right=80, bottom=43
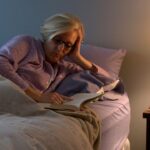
left=64, top=88, right=104, bottom=108
left=103, top=79, right=119, bottom=92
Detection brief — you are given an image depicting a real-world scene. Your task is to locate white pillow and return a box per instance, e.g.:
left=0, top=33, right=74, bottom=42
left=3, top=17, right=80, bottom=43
left=80, top=44, right=127, bottom=79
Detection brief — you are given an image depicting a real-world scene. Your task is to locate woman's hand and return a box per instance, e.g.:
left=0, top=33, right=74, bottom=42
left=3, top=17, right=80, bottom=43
left=25, top=87, right=72, bottom=104
left=67, top=28, right=94, bottom=71
left=38, top=92, right=72, bottom=104
left=68, top=29, right=83, bottom=59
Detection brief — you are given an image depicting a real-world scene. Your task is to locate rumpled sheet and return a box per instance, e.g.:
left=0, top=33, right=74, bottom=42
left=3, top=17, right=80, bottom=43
left=0, top=77, right=100, bottom=150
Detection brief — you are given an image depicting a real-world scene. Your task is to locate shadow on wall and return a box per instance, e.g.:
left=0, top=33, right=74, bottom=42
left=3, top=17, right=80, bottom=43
left=121, top=50, right=150, bottom=96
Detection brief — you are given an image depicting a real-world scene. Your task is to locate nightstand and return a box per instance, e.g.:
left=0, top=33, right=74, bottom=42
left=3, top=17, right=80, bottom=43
left=143, top=108, right=150, bottom=150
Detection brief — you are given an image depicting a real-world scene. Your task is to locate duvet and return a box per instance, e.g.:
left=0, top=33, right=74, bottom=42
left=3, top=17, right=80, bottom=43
left=0, top=74, right=101, bottom=150
left=0, top=71, right=123, bottom=150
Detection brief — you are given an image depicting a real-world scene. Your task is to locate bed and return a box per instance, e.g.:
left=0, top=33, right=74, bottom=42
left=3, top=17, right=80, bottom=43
left=80, top=44, right=131, bottom=150
left=0, top=44, right=130, bottom=150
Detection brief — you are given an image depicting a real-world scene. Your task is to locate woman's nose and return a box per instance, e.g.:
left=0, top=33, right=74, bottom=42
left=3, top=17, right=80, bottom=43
left=57, top=43, right=65, bottom=51
left=57, top=44, right=67, bottom=55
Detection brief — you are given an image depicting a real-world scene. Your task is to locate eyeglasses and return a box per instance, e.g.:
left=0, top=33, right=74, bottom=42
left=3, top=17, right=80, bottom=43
left=52, top=38, right=74, bottom=52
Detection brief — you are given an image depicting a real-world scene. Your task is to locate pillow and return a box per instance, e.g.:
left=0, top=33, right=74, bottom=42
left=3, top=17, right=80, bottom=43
left=80, top=44, right=127, bottom=79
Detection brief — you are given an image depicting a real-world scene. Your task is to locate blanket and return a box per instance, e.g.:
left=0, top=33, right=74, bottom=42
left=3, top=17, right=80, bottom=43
left=0, top=71, right=123, bottom=150
left=55, top=70, right=124, bottom=96
left=0, top=77, right=100, bottom=150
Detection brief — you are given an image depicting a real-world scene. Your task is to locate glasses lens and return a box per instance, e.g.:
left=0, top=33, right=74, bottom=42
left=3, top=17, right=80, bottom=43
left=53, top=38, right=73, bottom=51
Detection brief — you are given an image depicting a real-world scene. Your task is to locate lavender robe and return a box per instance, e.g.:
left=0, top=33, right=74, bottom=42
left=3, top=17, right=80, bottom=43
left=0, top=35, right=112, bottom=94
left=0, top=35, right=82, bottom=93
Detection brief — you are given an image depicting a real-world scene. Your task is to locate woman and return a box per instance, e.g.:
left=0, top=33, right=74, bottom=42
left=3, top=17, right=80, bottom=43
left=0, top=13, right=110, bottom=104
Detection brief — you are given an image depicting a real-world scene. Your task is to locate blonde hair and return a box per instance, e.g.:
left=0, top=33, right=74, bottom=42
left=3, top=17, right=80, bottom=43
left=40, top=13, right=84, bottom=41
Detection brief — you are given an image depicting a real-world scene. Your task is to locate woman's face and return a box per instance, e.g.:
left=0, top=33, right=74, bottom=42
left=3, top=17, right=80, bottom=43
left=44, top=30, right=78, bottom=64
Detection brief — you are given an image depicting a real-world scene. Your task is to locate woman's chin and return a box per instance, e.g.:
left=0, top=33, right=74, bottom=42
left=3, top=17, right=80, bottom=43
left=47, top=55, right=64, bottom=64
left=50, top=58, right=61, bottom=64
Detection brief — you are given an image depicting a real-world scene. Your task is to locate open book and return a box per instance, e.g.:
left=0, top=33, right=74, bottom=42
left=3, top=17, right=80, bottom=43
left=38, top=88, right=104, bottom=111
left=38, top=79, right=120, bottom=110
left=64, top=79, right=119, bottom=107
left=65, top=87, right=104, bottom=108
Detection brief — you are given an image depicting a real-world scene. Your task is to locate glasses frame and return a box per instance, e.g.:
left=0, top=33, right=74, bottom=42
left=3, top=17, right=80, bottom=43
left=52, top=38, right=74, bottom=53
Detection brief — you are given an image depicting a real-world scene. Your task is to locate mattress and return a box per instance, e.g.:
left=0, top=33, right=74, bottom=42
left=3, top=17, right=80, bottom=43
left=121, top=138, right=130, bottom=150
left=87, top=92, right=130, bottom=150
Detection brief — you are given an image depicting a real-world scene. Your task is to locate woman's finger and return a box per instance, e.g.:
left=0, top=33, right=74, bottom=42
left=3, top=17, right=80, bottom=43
left=61, top=95, right=72, bottom=101
left=53, top=98, right=63, bottom=104
left=48, top=93, right=63, bottom=104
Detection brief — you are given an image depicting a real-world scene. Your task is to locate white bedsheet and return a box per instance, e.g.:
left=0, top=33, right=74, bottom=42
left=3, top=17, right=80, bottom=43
left=87, top=92, right=130, bottom=150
